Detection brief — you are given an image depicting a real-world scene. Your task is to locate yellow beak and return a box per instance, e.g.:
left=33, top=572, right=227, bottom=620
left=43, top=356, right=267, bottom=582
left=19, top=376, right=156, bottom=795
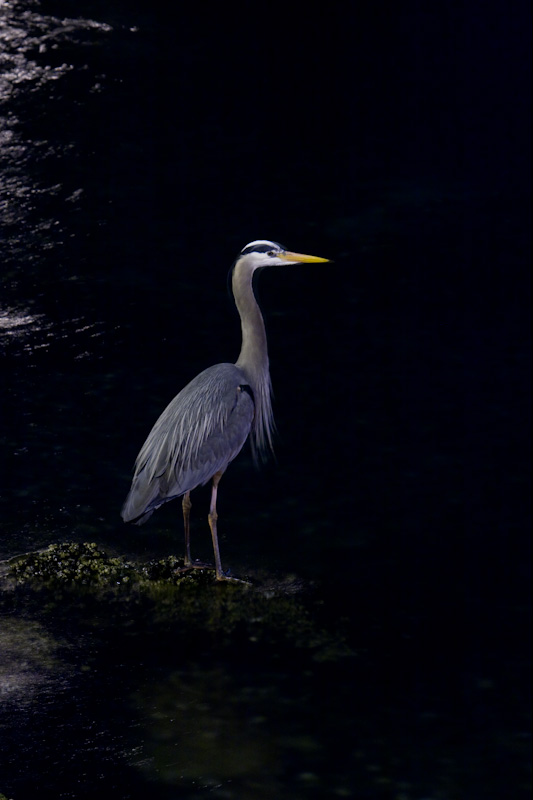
left=278, top=250, right=331, bottom=264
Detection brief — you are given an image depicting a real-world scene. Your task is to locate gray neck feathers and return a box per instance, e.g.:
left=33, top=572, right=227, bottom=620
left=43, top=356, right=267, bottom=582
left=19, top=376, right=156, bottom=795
left=233, top=262, right=274, bottom=460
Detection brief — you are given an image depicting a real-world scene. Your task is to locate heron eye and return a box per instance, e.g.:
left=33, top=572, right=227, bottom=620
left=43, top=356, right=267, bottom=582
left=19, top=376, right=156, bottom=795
left=267, top=250, right=276, bottom=257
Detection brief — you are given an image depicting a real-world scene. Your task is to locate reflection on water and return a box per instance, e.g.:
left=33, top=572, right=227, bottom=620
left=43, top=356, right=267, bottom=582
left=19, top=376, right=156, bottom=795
left=133, top=667, right=290, bottom=795
left=0, top=616, right=68, bottom=702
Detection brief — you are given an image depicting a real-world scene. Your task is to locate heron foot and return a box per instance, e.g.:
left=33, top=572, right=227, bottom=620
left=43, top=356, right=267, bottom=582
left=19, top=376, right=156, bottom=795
left=174, top=561, right=251, bottom=584
left=215, top=572, right=252, bottom=585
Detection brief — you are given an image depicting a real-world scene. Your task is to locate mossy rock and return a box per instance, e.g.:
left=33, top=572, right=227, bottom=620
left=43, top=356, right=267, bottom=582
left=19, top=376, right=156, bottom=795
left=1, top=542, right=352, bottom=663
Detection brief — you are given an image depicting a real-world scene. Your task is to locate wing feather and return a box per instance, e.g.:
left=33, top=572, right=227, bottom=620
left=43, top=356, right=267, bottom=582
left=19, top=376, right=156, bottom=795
left=121, top=363, right=254, bottom=523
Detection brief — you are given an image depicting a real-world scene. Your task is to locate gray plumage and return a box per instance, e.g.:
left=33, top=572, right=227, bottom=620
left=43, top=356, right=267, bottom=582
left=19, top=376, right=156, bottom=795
left=121, top=363, right=254, bottom=523
left=121, top=239, right=329, bottom=580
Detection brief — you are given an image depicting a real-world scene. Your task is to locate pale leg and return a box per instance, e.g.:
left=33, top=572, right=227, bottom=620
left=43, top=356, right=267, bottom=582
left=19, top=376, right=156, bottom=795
left=208, top=471, right=225, bottom=580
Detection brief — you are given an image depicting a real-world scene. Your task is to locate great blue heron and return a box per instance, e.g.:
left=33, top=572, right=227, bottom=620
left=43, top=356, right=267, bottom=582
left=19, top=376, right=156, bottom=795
left=121, top=240, right=329, bottom=580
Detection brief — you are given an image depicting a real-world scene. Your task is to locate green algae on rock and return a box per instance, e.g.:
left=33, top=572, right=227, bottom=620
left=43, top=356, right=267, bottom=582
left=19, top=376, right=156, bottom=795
left=4, top=542, right=140, bottom=589
left=1, top=542, right=352, bottom=663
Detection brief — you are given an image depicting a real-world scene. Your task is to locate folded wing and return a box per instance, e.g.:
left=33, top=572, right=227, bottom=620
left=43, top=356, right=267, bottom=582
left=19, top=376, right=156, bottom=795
left=121, top=363, right=254, bottom=524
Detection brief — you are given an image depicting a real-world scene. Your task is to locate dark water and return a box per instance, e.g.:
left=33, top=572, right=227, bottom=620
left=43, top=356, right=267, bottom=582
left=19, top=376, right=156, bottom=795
left=1, top=1, right=530, bottom=798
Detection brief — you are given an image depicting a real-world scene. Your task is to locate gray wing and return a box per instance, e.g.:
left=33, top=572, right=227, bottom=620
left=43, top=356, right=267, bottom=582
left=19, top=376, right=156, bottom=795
left=121, top=363, right=254, bottom=524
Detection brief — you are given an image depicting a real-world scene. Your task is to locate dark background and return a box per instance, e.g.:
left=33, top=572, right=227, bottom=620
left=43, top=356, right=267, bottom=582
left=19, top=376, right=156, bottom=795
left=1, top=0, right=530, bottom=797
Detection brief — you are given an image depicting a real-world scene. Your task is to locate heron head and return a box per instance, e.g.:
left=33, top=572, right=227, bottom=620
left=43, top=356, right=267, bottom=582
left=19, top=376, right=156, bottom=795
left=238, top=240, right=330, bottom=270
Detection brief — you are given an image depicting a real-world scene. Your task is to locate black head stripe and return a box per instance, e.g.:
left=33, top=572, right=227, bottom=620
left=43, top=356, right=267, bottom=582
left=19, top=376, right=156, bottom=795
left=240, top=240, right=283, bottom=256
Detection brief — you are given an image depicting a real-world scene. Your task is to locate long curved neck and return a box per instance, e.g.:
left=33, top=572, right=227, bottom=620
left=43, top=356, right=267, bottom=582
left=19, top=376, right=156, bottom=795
left=233, top=264, right=268, bottom=376
left=232, top=261, right=274, bottom=458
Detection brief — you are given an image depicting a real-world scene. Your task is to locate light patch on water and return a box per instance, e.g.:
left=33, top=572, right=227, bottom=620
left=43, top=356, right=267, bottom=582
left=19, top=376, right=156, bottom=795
left=0, top=306, right=47, bottom=336
left=0, top=616, right=71, bottom=704
left=0, top=0, right=113, bottom=101
left=0, top=0, right=114, bottom=240
left=0, top=306, right=111, bottom=362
